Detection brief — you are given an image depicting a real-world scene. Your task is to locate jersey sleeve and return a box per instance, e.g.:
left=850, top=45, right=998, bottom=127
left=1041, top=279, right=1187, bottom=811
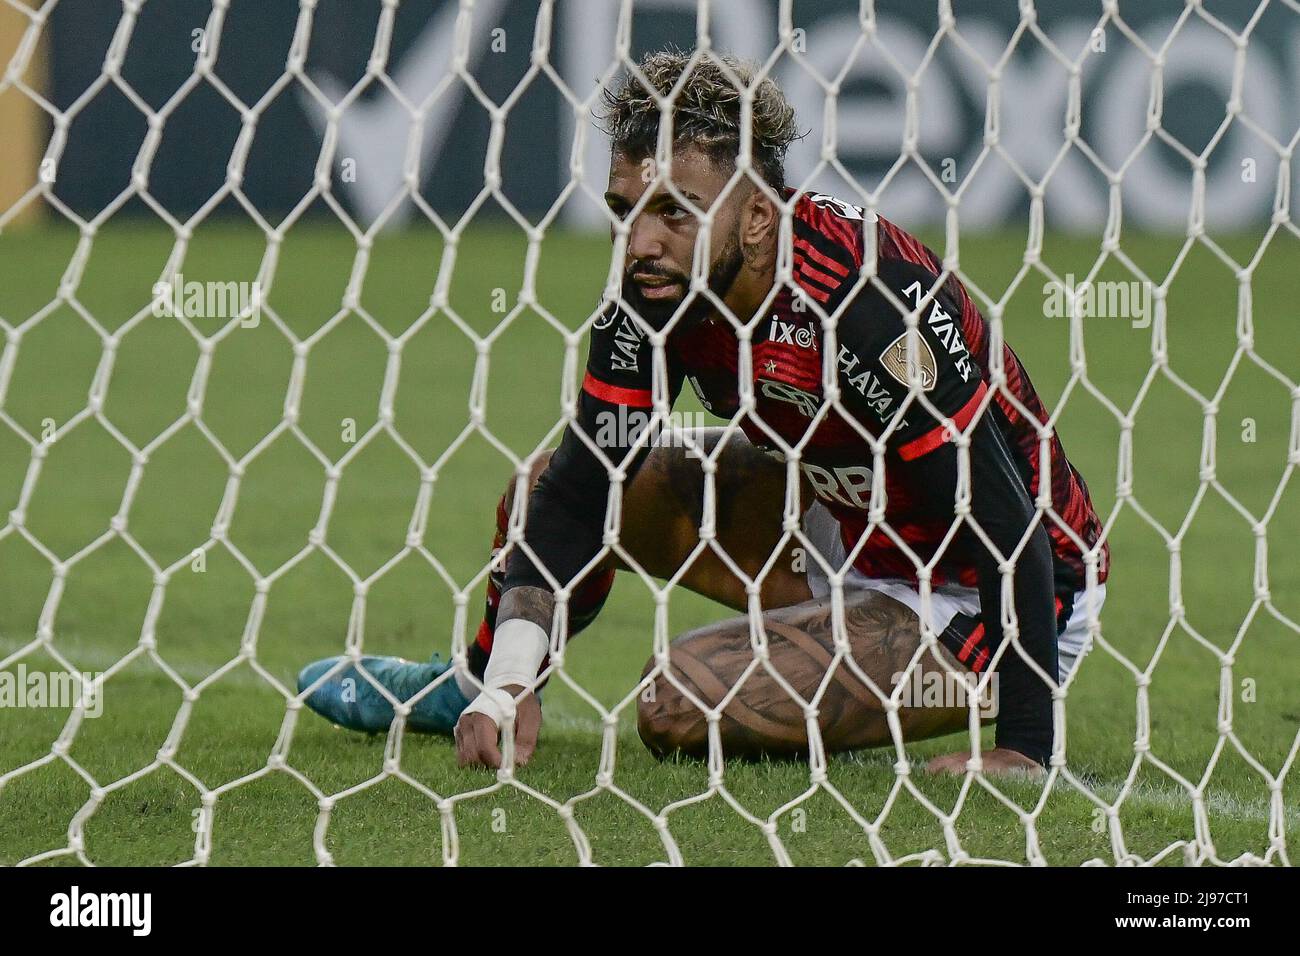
left=833, top=257, right=987, bottom=460
left=838, top=261, right=1059, bottom=764
left=579, top=302, right=660, bottom=409
left=502, top=302, right=683, bottom=595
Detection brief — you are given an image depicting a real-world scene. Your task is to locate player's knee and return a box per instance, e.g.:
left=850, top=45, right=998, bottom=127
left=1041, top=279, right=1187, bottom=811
left=636, top=656, right=708, bottom=758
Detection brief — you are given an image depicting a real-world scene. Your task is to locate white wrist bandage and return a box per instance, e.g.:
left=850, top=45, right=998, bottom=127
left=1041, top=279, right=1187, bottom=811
left=460, top=687, right=516, bottom=728
left=459, top=618, right=548, bottom=728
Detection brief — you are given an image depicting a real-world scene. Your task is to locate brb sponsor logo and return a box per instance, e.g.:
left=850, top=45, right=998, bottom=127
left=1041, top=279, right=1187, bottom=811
left=800, top=461, right=874, bottom=510
left=49, top=886, right=152, bottom=936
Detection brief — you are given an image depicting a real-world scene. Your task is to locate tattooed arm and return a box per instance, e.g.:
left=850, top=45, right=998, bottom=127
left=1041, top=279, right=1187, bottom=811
left=454, top=303, right=683, bottom=768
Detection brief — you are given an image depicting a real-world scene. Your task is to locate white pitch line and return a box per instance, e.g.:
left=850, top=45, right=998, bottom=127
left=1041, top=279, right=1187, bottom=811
left=0, top=633, right=282, bottom=691
left=1087, top=780, right=1300, bottom=830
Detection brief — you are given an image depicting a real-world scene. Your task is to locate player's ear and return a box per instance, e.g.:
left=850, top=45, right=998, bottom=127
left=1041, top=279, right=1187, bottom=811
left=740, top=183, right=778, bottom=247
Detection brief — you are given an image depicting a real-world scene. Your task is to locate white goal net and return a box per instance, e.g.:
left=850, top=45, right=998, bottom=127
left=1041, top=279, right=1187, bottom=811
left=0, top=0, right=1297, bottom=867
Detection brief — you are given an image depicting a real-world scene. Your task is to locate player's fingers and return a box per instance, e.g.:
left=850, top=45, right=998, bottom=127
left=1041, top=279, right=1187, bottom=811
left=453, top=718, right=474, bottom=766
left=512, top=697, right=542, bottom=765
left=479, top=725, right=503, bottom=768
left=471, top=717, right=503, bottom=769
left=455, top=715, right=500, bottom=768
left=455, top=727, right=487, bottom=768
left=513, top=726, right=538, bottom=765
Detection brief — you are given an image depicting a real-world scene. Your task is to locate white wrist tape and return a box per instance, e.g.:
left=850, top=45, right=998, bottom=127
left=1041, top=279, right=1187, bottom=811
left=459, top=618, right=548, bottom=728
left=460, top=687, right=516, bottom=728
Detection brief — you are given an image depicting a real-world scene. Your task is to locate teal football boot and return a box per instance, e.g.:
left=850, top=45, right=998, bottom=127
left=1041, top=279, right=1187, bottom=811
left=297, top=654, right=471, bottom=736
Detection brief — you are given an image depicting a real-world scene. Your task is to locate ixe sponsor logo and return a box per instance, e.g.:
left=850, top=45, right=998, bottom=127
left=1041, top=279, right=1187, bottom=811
left=50, top=886, right=152, bottom=936
left=890, top=667, right=999, bottom=717
left=0, top=664, right=103, bottom=717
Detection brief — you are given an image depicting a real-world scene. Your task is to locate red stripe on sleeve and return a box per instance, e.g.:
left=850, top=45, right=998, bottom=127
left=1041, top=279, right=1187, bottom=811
left=883, top=219, right=935, bottom=271
left=582, top=371, right=653, bottom=407
left=824, top=218, right=862, bottom=264
left=897, top=381, right=988, bottom=461
left=793, top=237, right=851, bottom=276
left=794, top=254, right=843, bottom=289
left=795, top=276, right=831, bottom=303
left=958, top=622, right=985, bottom=662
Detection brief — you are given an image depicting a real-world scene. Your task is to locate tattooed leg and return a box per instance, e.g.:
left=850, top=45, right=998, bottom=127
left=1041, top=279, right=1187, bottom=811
left=493, top=431, right=984, bottom=761
left=616, top=427, right=812, bottom=610
left=491, top=427, right=809, bottom=630
left=637, top=588, right=979, bottom=759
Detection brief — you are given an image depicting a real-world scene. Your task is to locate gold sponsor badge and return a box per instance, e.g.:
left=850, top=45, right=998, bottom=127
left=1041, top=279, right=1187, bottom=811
left=879, top=331, right=938, bottom=391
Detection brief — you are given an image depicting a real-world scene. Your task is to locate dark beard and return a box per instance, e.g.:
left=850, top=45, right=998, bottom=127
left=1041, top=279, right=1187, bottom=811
left=621, top=232, right=744, bottom=331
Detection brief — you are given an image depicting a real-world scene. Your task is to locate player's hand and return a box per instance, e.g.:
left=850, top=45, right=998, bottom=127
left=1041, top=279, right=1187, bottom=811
left=924, top=747, right=1045, bottom=778
left=454, top=684, right=542, bottom=769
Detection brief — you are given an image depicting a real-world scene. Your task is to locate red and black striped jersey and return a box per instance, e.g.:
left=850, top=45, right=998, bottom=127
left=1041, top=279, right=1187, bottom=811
left=578, top=188, right=1110, bottom=593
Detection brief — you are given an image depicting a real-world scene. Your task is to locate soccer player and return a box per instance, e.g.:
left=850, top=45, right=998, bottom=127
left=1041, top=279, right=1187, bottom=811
left=297, top=50, right=1109, bottom=777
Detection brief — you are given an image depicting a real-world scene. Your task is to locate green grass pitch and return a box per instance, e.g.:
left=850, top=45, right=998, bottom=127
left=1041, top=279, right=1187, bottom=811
left=0, top=217, right=1297, bottom=866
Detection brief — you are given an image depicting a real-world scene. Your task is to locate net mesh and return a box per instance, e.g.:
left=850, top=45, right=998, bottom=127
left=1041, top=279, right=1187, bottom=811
left=1, top=0, right=1297, bottom=866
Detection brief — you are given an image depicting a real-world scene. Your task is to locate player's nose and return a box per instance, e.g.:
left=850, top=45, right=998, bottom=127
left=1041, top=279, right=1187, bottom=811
left=626, top=212, right=665, bottom=262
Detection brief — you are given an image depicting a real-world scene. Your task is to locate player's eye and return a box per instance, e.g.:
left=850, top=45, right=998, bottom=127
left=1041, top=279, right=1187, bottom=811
left=661, top=204, right=689, bottom=222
